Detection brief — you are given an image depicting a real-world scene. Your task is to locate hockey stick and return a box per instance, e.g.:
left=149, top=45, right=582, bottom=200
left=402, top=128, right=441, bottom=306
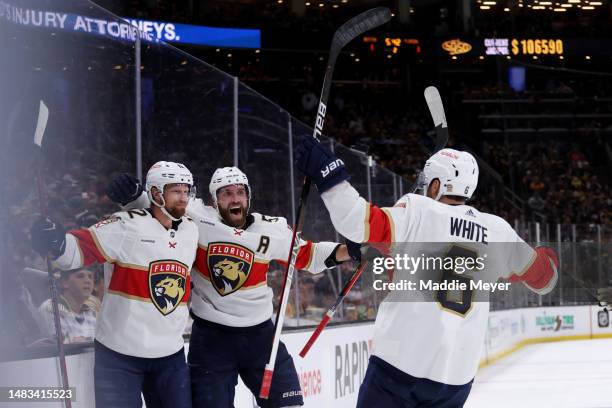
left=411, top=86, right=450, bottom=194
left=297, top=96, right=445, bottom=359
left=259, top=7, right=392, bottom=399
left=34, top=101, right=73, bottom=408
left=424, top=86, right=449, bottom=153
left=299, top=260, right=369, bottom=358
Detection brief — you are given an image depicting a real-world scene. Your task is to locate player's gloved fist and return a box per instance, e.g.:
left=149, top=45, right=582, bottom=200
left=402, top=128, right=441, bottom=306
left=346, top=240, right=362, bottom=263
left=30, top=216, right=66, bottom=259
left=538, top=246, right=559, bottom=269
left=597, top=287, right=612, bottom=310
left=295, top=136, right=350, bottom=193
left=106, top=173, right=143, bottom=205
left=509, top=246, right=558, bottom=293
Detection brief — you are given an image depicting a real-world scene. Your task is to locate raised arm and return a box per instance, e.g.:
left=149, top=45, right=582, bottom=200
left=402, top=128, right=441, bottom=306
left=295, top=137, right=399, bottom=244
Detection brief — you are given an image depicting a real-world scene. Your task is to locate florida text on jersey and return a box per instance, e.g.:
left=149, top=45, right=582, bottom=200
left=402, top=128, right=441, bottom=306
left=187, top=200, right=338, bottom=327
left=53, top=209, right=198, bottom=358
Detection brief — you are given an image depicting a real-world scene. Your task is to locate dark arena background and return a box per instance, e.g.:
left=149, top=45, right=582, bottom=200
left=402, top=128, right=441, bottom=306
left=0, top=0, right=611, bottom=407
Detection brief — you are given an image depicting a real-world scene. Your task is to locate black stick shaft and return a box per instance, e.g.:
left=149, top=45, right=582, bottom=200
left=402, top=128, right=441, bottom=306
left=36, top=166, right=72, bottom=408
left=260, top=7, right=391, bottom=399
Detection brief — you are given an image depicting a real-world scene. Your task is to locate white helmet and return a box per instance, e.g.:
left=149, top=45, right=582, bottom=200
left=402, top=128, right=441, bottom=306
left=146, top=161, right=195, bottom=221
left=209, top=166, right=251, bottom=211
left=419, top=148, right=478, bottom=201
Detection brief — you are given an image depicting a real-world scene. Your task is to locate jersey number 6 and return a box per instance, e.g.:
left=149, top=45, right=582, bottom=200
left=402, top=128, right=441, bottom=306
left=436, top=245, right=478, bottom=316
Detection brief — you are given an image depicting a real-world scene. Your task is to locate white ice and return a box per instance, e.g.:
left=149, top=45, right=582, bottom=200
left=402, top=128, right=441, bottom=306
left=466, top=339, right=612, bottom=408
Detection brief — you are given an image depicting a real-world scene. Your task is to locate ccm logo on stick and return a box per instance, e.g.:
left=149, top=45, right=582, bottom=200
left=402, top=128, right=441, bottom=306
left=321, top=159, right=344, bottom=178
left=313, top=102, right=327, bottom=139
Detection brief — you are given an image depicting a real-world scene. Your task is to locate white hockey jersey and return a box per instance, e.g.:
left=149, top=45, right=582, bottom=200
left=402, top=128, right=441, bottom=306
left=54, top=209, right=198, bottom=358
left=127, top=195, right=339, bottom=327
left=321, top=182, right=552, bottom=385
left=187, top=199, right=338, bottom=327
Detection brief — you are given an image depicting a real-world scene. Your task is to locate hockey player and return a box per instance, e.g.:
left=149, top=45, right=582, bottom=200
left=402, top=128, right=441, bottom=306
left=295, top=138, right=559, bottom=407
left=107, top=166, right=359, bottom=408
left=31, top=161, right=198, bottom=408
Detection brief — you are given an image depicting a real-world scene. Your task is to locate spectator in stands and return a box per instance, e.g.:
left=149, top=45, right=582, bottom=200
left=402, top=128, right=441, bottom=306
left=0, top=227, right=44, bottom=347
left=93, top=268, right=106, bottom=303
left=299, top=276, right=317, bottom=316
left=38, top=268, right=100, bottom=344
left=528, top=192, right=546, bottom=212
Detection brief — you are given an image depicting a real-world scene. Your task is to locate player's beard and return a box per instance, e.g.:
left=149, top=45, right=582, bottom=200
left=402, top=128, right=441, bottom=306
left=218, top=203, right=248, bottom=228
left=165, top=205, right=186, bottom=220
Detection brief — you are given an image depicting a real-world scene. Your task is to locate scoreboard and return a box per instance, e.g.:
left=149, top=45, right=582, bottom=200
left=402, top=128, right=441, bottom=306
left=511, top=39, right=564, bottom=56
left=362, top=36, right=610, bottom=58
left=484, top=38, right=564, bottom=56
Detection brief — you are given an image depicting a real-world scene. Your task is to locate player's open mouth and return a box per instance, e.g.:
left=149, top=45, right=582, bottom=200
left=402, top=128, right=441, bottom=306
left=230, top=206, right=242, bottom=216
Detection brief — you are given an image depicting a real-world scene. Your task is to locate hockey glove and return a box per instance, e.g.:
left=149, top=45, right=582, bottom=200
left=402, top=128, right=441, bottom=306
left=31, top=216, right=66, bottom=259
left=295, top=136, right=350, bottom=193
left=324, top=240, right=362, bottom=268
left=106, top=173, right=143, bottom=205
left=509, top=246, right=558, bottom=294
left=597, top=287, right=612, bottom=311
left=347, top=239, right=362, bottom=263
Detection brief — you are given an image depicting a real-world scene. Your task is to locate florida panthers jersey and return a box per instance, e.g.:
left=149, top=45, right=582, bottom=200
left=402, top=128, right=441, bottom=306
left=186, top=199, right=338, bottom=327
left=53, top=209, right=198, bottom=358
left=126, top=194, right=339, bottom=327
left=321, top=182, right=550, bottom=385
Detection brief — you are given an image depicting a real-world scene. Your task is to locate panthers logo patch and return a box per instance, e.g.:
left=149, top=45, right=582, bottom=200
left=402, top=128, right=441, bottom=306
left=207, top=242, right=254, bottom=296
left=149, top=260, right=188, bottom=315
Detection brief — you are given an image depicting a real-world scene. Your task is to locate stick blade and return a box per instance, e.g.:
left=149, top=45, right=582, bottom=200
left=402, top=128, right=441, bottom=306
left=424, top=86, right=449, bottom=153
left=424, top=86, right=447, bottom=129
left=34, top=100, right=49, bottom=147
left=333, top=7, right=392, bottom=49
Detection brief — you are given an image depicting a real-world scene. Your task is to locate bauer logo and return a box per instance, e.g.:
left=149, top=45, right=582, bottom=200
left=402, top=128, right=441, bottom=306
left=149, top=260, right=188, bottom=315
left=334, top=340, right=370, bottom=399
left=207, top=242, right=254, bottom=296
left=313, top=102, right=327, bottom=139
left=321, top=159, right=345, bottom=178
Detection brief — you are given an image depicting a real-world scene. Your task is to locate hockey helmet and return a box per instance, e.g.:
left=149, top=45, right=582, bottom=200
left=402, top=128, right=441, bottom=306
left=145, top=161, right=195, bottom=220
left=418, top=148, right=478, bottom=201
left=209, top=167, right=251, bottom=211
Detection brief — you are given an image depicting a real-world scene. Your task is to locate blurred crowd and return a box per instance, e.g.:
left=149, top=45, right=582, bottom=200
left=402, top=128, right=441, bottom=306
left=458, top=77, right=612, bottom=228
left=253, top=77, right=611, bottom=231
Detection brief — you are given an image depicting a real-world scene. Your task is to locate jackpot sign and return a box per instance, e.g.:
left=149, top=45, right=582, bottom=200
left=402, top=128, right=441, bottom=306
left=0, top=1, right=261, bottom=48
